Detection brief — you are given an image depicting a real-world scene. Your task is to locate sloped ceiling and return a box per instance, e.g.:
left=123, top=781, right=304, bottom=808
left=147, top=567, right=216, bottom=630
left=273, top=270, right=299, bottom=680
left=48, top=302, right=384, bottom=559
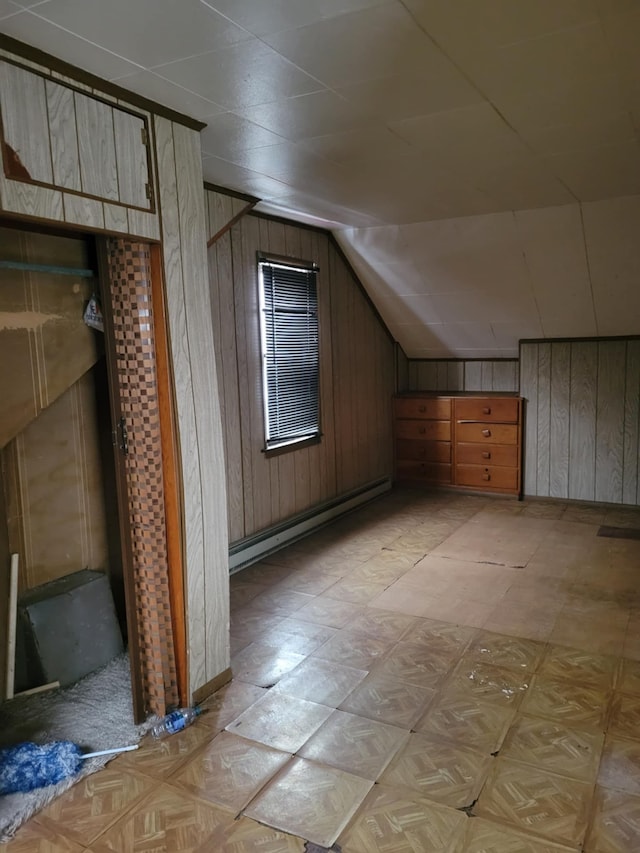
left=2, top=0, right=640, bottom=355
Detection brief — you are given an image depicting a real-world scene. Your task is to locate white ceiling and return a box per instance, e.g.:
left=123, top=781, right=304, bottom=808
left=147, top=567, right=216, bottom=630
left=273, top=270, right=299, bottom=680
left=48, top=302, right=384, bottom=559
left=2, top=0, right=640, bottom=356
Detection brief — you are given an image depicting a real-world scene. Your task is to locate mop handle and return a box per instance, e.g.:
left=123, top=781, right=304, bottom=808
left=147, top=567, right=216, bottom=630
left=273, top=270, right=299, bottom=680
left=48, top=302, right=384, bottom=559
left=80, top=744, right=139, bottom=759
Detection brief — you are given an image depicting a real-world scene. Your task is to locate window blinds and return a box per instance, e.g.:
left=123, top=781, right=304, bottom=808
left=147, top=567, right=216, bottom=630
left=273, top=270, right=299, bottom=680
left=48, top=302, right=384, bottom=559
left=259, top=259, right=319, bottom=449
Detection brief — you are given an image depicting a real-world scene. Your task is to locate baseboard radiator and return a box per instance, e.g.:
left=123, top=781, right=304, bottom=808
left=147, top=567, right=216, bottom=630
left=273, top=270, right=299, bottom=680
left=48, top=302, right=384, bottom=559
left=228, top=478, right=391, bottom=573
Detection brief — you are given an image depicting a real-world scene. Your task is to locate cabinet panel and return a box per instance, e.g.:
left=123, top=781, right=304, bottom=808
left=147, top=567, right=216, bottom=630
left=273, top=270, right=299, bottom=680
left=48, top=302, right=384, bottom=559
left=396, top=461, right=451, bottom=483
left=396, top=439, right=451, bottom=463
left=456, top=465, right=518, bottom=491
left=394, top=397, right=451, bottom=420
left=456, top=422, right=518, bottom=445
left=455, top=397, right=519, bottom=423
left=395, top=420, right=451, bottom=441
left=456, top=442, right=518, bottom=467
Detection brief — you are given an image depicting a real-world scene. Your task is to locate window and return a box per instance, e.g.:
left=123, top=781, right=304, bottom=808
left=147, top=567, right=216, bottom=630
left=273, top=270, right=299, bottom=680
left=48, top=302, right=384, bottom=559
left=258, top=255, right=320, bottom=451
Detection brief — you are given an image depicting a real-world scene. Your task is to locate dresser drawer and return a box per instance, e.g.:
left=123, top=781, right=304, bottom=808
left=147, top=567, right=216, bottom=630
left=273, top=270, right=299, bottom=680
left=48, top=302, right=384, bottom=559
left=455, top=397, right=519, bottom=423
left=455, top=442, right=518, bottom=467
left=396, top=461, right=452, bottom=484
left=395, top=420, right=451, bottom=441
left=455, top=422, right=517, bottom=445
left=394, top=398, right=451, bottom=420
left=396, top=439, right=451, bottom=463
left=456, top=464, right=518, bottom=491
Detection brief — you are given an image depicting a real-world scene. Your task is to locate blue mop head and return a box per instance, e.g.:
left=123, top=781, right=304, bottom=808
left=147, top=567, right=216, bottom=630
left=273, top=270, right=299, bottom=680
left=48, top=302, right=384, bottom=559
left=0, top=741, right=84, bottom=794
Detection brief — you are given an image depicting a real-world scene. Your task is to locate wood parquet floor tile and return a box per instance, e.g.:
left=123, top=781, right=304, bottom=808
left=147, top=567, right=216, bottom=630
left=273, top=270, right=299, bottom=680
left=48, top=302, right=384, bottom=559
left=271, top=656, right=367, bottom=707
left=598, top=735, right=640, bottom=796
left=609, top=693, right=640, bottom=741
left=372, top=639, right=461, bottom=688
left=298, top=709, right=408, bottom=780
left=520, top=675, right=611, bottom=731
left=243, top=757, right=372, bottom=848
left=499, top=714, right=604, bottom=782
left=311, top=628, right=396, bottom=669
left=585, top=785, right=640, bottom=852
left=3, top=821, right=87, bottom=853
left=474, top=758, right=593, bottom=847
left=34, top=767, right=157, bottom=847
left=89, top=782, right=233, bottom=852
left=198, top=680, right=267, bottom=731
left=467, top=631, right=546, bottom=672
left=171, top=730, right=291, bottom=812
left=338, top=786, right=467, bottom=853
left=408, top=618, right=477, bottom=652
left=539, top=645, right=619, bottom=689
left=618, top=658, right=640, bottom=696
left=445, top=659, right=532, bottom=707
left=217, top=817, right=305, bottom=852
left=225, top=691, right=332, bottom=753
left=460, top=816, right=578, bottom=852
left=379, top=731, right=492, bottom=808
left=113, top=720, right=216, bottom=780
left=230, top=641, right=306, bottom=688
left=414, top=693, right=516, bottom=753
left=339, top=671, right=436, bottom=728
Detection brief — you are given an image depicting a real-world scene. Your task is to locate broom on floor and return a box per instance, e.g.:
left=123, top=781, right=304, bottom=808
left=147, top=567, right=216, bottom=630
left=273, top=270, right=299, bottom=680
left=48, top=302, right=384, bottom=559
left=0, top=741, right=139, bottom=794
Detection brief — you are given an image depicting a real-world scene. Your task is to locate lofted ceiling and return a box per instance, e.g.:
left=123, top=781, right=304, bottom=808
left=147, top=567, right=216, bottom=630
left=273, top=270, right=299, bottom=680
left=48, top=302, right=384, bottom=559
left=2, top=0, right=640, bottom=356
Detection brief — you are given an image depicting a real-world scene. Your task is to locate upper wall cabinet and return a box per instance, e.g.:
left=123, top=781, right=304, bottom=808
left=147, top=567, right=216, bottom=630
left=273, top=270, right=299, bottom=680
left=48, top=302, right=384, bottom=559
left=0, top=59, right=153, bottom=212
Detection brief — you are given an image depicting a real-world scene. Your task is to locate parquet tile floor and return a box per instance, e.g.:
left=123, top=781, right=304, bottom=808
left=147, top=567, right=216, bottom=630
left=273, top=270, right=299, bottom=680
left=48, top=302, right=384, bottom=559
left=7, top=489, right=640, bottom=851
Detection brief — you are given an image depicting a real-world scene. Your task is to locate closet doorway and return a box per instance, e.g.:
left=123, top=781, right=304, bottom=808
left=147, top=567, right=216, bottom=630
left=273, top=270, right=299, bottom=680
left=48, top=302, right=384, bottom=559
left=0, top=222, right=185, bottom=723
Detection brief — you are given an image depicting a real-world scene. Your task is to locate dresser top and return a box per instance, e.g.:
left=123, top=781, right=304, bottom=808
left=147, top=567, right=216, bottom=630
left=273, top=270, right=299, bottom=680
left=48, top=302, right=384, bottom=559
left=395, top=391, right=522, bottom=399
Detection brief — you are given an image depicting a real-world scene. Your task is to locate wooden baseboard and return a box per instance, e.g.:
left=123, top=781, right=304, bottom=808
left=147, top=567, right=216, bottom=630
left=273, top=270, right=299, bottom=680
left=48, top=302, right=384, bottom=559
left=192, top=667, right=232, bottom=705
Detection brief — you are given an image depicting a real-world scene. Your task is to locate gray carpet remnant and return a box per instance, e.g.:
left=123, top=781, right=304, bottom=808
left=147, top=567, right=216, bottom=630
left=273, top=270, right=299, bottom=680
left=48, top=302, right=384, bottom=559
left=0, top=653, right=155, bottom=842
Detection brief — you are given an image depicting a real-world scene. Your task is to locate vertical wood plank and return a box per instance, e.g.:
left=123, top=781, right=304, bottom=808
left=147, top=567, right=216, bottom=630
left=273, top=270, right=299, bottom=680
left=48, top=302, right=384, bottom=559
left=436, top=361, right=449, bottom=390
left=549, top=342, right=571, bottom=498
left=520, top=343, right=539, bottom=496
left=396, top=345, right=409, bottom=392
left=464, top=361, right=482, bottom=391
left=569, top=341, right=598, bottom=501
left=418, top=361, right=438, bottom=390
left=0, top=62, right=53, bottom=183
left=45, top=80, right=81, bottom=190
left=595, top=340, right=626, bottom=503
left=174, top=122, right=229, bottom=690
left=536, top=343, right=551, bottom=496
left=75, top=92, right=118, bottom=200
left=624, top=340, right=640, bottom=505
left=493, top=361, right=518, bottom=391
left=481, top=361, right=494, bottom=391
left=155, top=117, right=206, bottom=693
left=113, top=109, right=149, bottom=208
left=447, top=361, right=463, bottom=391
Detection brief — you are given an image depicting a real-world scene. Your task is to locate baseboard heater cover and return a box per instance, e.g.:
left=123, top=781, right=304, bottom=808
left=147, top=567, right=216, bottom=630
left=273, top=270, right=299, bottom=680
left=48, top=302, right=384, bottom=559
left=228, top=478, right=391, bottom=573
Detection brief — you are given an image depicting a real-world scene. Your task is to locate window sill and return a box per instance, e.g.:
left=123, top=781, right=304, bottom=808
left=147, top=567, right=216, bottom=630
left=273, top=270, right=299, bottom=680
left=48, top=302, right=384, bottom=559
left=262, top=434, right=322, bottom=458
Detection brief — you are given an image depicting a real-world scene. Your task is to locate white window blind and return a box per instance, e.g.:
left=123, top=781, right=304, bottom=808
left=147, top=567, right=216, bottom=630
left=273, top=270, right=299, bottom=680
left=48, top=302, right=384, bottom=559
left=258, top=257, right=320, bottom=450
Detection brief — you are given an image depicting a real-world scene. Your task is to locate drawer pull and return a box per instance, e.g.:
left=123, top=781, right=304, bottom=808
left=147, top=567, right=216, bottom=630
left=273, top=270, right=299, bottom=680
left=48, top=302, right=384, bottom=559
left=482, top=428, right=491, bottom=437
left=482, top=472, right=491, bottom=481
left=418, top=405, right=426, bottom=412
left=483, top=406, right=491, bottom=414
left=419, top=426, right=426, bottom=434
left=482, top=451, right=491, bottom=459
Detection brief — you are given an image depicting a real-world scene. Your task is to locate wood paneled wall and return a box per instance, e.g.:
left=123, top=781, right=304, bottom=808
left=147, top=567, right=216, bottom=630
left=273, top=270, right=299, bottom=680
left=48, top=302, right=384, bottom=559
left=400, top=359, right=519, bottom=393
left=156, top=119, right=230, bottom=696
left=206, top=201, right=395, bottom=545
left=1, top=368, right=109, bottom=591
left=520, top=339, right=640, bottom=505
left=0, top=37, right=230, bottom=699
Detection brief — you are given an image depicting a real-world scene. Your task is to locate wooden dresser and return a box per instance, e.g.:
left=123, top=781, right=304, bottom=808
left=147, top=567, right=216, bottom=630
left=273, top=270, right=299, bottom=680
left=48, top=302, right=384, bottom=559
left=393, top=393, right=523, bottom=496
